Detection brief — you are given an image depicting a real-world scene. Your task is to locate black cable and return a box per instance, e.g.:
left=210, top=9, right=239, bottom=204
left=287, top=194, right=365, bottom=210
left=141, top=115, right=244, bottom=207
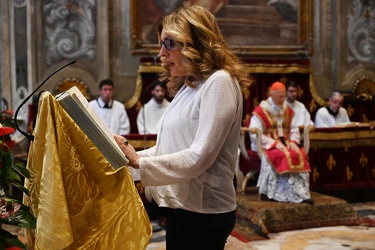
left=13, top=59, right=76, bottom=141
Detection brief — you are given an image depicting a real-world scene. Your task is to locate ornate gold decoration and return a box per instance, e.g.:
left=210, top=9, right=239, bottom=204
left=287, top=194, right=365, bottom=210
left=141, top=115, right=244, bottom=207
left=346, top=104, right=354, bottom=117
left=346, top=166, right=353, bottom=181
left=54, top=77, right=92, bottom=101
left=359, top=152, right=368, bottom=167
left=312, top=166, right=320, bottom=183
left=326, top=154, right=336, bottom=170
left=309, top=99, right=317, bottom=113
left=352, top=76, right=375, bottom=100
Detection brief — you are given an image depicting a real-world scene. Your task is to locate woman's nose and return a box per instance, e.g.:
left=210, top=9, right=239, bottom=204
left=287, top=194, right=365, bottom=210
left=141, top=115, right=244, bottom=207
left=159, top=46, right=168, bottom=57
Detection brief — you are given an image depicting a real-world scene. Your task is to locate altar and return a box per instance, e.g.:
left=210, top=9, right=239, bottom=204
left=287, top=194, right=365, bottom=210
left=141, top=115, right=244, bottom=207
left=308, top=125, right=375, bottom=202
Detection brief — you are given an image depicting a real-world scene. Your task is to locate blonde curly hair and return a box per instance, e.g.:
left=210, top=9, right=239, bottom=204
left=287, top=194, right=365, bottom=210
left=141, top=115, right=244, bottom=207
left=157, top=5, right=253, bottom=96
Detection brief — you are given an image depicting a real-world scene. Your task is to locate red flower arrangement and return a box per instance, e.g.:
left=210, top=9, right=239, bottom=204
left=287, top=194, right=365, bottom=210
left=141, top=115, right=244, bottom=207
left=0, top=111, right=17, bottom=149
left=0, top=123, right=36, bottom=249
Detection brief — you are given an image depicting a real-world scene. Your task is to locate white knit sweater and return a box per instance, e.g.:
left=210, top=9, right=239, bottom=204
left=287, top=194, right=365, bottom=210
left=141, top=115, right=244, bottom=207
left=138, top=70, right=242, bottom=214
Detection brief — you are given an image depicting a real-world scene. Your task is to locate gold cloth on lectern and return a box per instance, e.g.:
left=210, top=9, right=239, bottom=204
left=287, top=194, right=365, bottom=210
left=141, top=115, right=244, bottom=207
left=25, top=92, right=151, bottom=249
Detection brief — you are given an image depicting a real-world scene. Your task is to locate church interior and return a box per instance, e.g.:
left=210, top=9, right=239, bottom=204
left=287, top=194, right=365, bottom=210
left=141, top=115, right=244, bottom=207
left=1, top=0, right=375, bottom=249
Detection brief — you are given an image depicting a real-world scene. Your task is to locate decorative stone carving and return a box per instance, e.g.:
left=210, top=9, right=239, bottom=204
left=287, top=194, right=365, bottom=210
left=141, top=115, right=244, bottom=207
left=347, top=0, right=375, bottom=63
left=43, top=0, right=96, bottom=65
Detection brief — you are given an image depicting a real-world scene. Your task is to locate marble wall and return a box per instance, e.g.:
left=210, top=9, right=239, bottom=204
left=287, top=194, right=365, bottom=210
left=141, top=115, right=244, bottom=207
left=0, top=0, right=374, bottom=112
left=312, top=0, right=375, bottom=98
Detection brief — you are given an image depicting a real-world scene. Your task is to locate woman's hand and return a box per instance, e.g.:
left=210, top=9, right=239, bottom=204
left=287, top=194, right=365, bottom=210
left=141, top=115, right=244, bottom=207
left=114, top=134, right=140, bottom=169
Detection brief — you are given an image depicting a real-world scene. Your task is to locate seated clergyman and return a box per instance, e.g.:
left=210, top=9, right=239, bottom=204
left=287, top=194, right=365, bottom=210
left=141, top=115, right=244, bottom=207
left=315, top=91, right=350, bottom=128
left=249, top=81, right=313, bottom=204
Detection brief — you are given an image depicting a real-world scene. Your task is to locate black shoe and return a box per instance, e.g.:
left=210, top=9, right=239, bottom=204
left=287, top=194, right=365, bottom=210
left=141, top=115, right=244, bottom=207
left=152, top=224, right=163, bottom=233
left=151, top=221, right=163, bottom=233
left=302, top=198, right=314, bottom=205
left=260, top=194, right=271, bottom=201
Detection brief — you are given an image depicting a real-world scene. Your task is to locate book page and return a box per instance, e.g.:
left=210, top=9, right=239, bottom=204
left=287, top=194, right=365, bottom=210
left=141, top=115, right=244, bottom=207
left=67, top=87, right=119, bottom=146
left=334, top=122, right=371, bottom=128
left=56, top=86, right=128, bottom=168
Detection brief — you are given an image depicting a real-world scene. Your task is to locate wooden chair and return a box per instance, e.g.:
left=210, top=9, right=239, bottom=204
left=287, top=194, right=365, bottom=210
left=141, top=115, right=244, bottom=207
left=238, top=127, right=262, bottom=194
left=239, top=124, right=314, bottom=194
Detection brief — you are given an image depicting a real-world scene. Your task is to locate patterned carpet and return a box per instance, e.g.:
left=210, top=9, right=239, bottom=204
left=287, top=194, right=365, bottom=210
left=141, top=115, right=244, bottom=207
left=231, top=191, right=375, bottom=242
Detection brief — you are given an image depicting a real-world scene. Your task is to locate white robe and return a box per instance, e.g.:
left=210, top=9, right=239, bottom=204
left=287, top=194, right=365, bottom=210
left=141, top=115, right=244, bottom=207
left=137, top=98, right=170, bottom=134
left=285, top=100, right=314, bottom=127
left=249, top=97, right=311, bottom=203
left=315, top=107, right=350, bottom=128
left=88, top=97, right=130, bottom=135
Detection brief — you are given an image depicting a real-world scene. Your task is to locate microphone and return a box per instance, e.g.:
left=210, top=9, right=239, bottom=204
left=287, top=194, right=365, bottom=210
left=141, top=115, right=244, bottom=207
left=14, top=59, right=77, bottom=141
left=142, top=79, right=158, bottom=94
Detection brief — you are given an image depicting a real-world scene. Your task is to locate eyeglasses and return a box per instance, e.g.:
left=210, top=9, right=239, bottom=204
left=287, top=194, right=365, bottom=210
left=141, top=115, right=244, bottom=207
left=160, top=38, right=175, bottom=50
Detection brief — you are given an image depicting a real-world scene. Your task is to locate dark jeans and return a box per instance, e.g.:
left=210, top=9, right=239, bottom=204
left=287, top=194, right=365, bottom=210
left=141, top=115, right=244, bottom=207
left=160, top=207, right=236, bottom=250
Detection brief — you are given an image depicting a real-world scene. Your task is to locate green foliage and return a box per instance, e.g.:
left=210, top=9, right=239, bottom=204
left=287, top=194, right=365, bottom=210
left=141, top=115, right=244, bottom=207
left=0, top=140, right=36, bottom=249
left=0, top=229, right=25, bottom=249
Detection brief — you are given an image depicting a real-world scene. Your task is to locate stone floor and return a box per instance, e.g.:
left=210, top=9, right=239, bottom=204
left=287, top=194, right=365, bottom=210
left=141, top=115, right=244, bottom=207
left=147, top=202, right=375, bottom=250
left=3, top=202, right=374, bottom=250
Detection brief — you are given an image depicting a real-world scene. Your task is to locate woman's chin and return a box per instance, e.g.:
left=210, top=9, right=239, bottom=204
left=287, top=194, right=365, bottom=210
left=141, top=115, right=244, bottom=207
left=170, top=69, right=186, bottom=77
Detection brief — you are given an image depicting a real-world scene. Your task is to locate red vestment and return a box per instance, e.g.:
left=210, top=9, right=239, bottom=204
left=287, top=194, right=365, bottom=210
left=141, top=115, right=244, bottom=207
left=252, top=105, right=311, bottom=174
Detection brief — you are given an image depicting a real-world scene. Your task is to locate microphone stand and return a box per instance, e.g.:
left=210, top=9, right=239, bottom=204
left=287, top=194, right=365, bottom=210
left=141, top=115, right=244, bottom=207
left=14, top=59, right=77, bottom=141
left=141, top=80, right=158, bottom=149
left=142, top=99, right=147, bottom=150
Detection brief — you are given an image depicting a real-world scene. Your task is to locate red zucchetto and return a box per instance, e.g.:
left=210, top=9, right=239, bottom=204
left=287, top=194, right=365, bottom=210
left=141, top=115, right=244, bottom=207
left=270, top=81, right=286, bottom=91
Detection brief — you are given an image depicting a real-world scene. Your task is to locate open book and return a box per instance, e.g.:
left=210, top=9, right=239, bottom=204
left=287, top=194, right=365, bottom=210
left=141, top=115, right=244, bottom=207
left=55, top=86, right=129, bottom=169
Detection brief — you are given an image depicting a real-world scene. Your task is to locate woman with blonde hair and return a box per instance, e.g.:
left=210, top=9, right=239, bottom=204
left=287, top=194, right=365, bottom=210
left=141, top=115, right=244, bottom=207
left=115, top=5, right=252, bottom=250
